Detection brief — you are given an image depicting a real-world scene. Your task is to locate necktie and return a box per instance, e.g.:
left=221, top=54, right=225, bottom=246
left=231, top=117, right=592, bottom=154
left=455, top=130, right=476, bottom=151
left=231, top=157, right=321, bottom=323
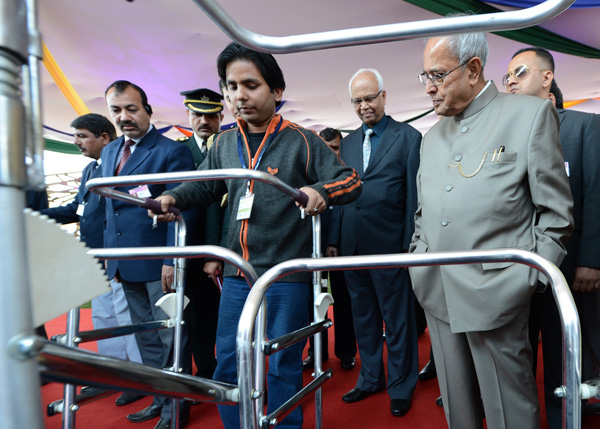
left=115, top=139, right=135, bottom=175
left=363, top=128, right=374, bottom=172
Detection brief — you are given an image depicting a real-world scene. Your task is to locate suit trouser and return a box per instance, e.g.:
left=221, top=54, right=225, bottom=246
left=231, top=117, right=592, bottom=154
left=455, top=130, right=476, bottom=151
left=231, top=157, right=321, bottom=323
left=528, top=287, right=563, bottom=429
left=573, top=288, right=600, bottom=382
left=427, top=309, right=540, bottom=429
left=121, top=278, right=190, bottom=420
left=184, top=264, right=220, bottom=379
left=345, top=266, right=418, bottom=399
left=92, top=280, right=142, bottom=363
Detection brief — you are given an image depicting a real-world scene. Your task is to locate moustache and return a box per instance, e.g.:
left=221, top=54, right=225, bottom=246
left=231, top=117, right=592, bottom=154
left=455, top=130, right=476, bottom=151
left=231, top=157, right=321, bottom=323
left=119, top=120, right=138, bottom=128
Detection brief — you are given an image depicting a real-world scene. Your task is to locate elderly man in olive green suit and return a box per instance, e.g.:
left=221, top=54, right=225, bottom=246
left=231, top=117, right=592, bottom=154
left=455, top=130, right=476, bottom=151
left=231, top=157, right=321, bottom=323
left=408, top=31, right=573, bottom=429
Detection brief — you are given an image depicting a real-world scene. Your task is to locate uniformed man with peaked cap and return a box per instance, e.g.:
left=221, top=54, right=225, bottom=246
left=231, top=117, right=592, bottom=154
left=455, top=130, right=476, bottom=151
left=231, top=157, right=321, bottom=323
left=178, top=87, right=226, bottom=382
left=179, top=88, right=224, bottom=167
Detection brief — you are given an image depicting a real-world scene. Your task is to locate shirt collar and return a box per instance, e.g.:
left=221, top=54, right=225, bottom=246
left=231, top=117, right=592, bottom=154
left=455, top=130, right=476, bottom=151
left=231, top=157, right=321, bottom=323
left=362, top=114, right=389, bottom=137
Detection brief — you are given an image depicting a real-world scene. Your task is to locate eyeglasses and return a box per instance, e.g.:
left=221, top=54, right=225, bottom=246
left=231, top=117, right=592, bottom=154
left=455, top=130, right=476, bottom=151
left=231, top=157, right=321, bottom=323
left=351, top=90, right=382, bottom=106
left=418, top=59, right=472, bottom=86
left=502, top=64, right=549, bottom=88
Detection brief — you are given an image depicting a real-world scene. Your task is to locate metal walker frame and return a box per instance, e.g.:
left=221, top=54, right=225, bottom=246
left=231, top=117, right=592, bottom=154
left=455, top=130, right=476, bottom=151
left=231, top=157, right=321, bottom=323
left=0, top=1, right=589, bottom=428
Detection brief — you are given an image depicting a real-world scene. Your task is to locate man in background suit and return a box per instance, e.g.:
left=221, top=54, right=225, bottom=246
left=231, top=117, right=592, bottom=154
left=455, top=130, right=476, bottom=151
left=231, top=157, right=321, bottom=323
left=177, top=88, right=225, bottom=379
left=505, top=47, right=600, bottom=425
left=42, top=113, right=145, bottom=406
left=410, top=29, right=573, bottom=429
left=102, top=81, right=195, bottom=428
left=329, top=68, right=421, bottom=417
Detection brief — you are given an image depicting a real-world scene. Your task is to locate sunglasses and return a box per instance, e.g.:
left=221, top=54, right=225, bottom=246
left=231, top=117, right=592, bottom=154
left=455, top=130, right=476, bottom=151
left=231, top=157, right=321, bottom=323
left=502, top=64, right=549, bottom=88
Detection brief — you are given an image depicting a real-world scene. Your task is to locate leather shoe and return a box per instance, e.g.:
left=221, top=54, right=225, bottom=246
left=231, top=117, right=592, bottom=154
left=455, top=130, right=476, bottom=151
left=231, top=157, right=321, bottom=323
left=127, top=404, right=162, bottom=423
left=302, top=355, right=328, bottom=371
left=583, top=401, right=600, bottom=415
left=341, top=356, right=356, bottom=370
left=342, top=387, right=382, bottom=403
left=153, top=416, right=189, bottom=428
left=116, top=392, right=146, bottom=406
left=436, top=395, right=443, bottom=407
left=418, top=360, right=437, bottom=381
left=390, top=399, right=411, bottom=417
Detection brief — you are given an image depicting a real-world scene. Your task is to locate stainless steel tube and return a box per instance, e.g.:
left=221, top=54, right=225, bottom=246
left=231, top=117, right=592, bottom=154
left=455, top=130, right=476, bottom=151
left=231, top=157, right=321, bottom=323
left=86, top=169, right=307, bottom=203
left=89, top=245, right=257, bottom=286
left=238, top=249, right=580, bottom=429
left=17, top=336, right=239, bottom=404
left=311, top=215, right=323, bottom=429
left=0, top=1, right=42, bottom=425
left=191, top=0, right=574, bottom=53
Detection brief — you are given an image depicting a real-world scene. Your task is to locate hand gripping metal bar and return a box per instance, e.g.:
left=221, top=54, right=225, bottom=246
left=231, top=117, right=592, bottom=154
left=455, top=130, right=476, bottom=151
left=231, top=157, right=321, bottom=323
left=86, top=169, right=309, bottom=207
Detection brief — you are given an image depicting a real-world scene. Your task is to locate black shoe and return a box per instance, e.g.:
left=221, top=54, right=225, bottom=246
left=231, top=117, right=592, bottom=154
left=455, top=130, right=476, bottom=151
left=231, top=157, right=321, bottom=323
left=127, top=404, right=162, bottom=423
left=341, top=356, right=356, bottom=370
left=342, top=387, right=382, bottom=403
left=436, top=395, right=443, bottom=408
left=116, top=392, right=146, bottom=406
left=390, top=399, right=411, bottom=417
left=583, top=401, right=600, bottom=415
left=302, top=355, right=328, bottom=371
left=80, top=386, right=106, bottom=396
left=418, top=360, right=437, bottom=381
left=302, top=356, right=314, bottom=371
left=153, top=416, right=189, bottom=428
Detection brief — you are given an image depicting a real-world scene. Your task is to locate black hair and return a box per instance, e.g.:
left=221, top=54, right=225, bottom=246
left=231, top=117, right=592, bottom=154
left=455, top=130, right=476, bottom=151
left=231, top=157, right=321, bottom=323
left=319, top=127, right=342, bottom=141
left=70, top=113, right=117, bottom=141
left=104, top=80, right=152, bottom=113
left=550, top=79, right=564, bottom=109
left=512, top=47, right=555, bottom=73
left=216, top=42, right=286, bottom=93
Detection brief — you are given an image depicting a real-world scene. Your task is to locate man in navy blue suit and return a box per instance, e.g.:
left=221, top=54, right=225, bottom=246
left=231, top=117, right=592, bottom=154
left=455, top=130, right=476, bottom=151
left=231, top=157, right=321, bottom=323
left=42, top=113, right=145, bottom=406
left=329, top=69, right=421, bottom=417
left=102, top=81, right=195, bottom=429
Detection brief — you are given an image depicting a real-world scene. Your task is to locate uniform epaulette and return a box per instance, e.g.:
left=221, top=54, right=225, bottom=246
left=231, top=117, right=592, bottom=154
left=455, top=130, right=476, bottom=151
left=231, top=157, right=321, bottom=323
left=176, top=136, right=190, bottom=142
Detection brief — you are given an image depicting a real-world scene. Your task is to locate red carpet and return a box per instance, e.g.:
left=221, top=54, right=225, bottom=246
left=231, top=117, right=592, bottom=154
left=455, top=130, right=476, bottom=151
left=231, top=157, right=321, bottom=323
left=41, top=309, right=600, bottom=428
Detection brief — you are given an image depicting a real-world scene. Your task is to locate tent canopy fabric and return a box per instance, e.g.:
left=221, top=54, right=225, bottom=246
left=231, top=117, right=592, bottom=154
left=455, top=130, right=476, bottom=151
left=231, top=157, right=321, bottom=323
left=39, top=0, right=600, bottom=165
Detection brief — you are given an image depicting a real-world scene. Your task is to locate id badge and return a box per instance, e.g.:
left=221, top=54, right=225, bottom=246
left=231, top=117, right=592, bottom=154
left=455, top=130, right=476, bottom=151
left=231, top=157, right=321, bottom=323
left=236, top=193, right=255, bottom=220
left=76, top=204, right=85, bottom=216
left=129, top=185, right=152, bottom=198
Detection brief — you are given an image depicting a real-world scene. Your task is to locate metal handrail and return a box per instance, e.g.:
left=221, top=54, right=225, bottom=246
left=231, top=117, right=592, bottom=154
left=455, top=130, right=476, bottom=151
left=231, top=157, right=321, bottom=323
left=190, top=0, right=574, bottom=53
left=19, top=336, right=239, bottom=404
left=86, top=169, right=308, bottom=205
left=238, top=249, right=581, bottom=429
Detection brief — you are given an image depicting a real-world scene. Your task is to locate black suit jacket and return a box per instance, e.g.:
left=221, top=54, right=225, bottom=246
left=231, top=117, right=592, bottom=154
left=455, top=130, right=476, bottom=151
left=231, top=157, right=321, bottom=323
left=329, top=116, right=421, bottom=255
left=179, top=135, right=227, bottom=267
left=557, top=109, right=600, bottom=282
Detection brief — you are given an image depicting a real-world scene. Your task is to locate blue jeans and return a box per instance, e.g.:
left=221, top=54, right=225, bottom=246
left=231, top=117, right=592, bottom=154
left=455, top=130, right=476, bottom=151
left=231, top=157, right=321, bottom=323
left=213, top=276, right=309, bottom=429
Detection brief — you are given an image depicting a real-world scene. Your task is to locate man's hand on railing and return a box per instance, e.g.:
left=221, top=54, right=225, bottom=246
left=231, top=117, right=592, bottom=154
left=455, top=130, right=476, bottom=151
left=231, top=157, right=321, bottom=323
left=162, top=265, right=175, bottom=293
left=147, top=195, right=178, bottom=223
left=295, top=186, right=326, bottom=216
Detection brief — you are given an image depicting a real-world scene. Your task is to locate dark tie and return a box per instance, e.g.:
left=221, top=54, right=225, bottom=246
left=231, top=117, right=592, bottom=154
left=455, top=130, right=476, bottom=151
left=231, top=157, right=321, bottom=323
left=115, top=139, right=135, bottom=175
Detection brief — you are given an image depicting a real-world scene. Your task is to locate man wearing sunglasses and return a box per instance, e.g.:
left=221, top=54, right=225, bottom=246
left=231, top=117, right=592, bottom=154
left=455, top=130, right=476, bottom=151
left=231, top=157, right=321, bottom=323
left=409, top=25, right=573, bottom=429
left=506, top=47, right=600, bottom=427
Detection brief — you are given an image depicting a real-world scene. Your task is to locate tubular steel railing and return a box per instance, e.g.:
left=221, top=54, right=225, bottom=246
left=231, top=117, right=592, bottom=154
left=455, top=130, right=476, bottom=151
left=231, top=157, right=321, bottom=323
left=190, top=0, right=574, bottom=53
left=238, top=249, right=581, bottom=429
